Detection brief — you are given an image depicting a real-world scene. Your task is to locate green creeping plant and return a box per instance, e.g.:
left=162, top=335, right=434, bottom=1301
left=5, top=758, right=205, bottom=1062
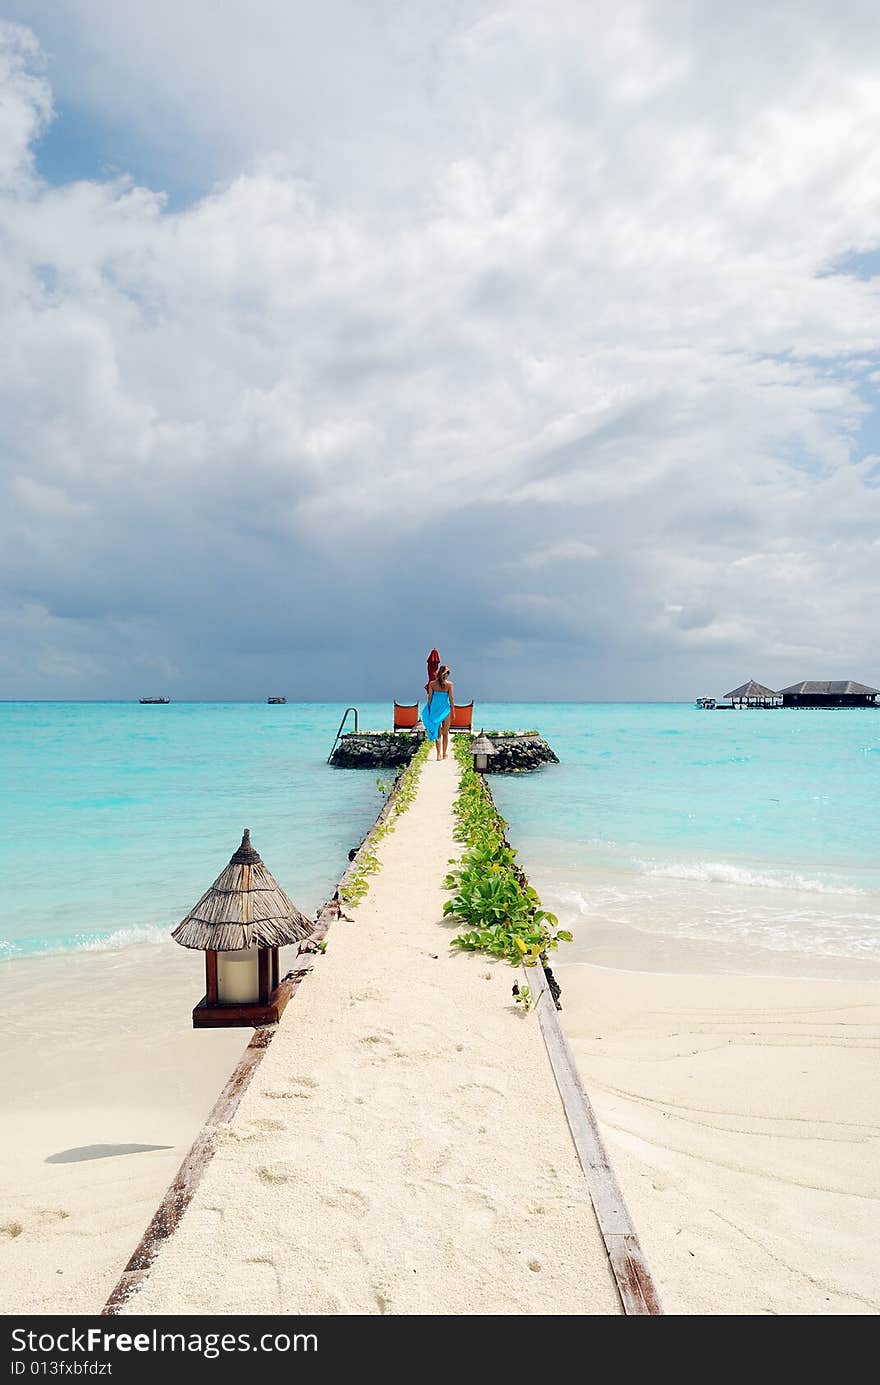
left=342, top=740, right=430, bottom=906
left=445, top=744, right=573, bottom=968
left=513, top=983, right=535, bottom=1012
left=483, top=728, right=537, bottom=738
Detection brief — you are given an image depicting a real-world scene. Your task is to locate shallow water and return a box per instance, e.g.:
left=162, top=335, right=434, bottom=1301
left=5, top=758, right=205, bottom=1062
left=0, top=701, right=389, bottom=958
left=482, top=702, right=880, bottom=969
left=2, top=700, right=878, bottom=968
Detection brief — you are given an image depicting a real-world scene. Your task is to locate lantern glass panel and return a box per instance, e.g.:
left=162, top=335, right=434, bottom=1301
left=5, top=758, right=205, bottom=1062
left=217, top=947, right=260, bottom=1003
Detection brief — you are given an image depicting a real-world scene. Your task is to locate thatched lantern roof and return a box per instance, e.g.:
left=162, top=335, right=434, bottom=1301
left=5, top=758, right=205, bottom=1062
left=172, top=829, right=314, bottom=952
left=470, top=730, right=497, bottom=757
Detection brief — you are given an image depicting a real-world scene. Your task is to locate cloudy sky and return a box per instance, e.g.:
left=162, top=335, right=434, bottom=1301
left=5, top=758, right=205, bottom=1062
left=2, top=1, right=880, bottom=702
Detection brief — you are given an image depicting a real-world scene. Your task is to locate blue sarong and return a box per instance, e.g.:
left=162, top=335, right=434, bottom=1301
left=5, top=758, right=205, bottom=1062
left=421, top=689, right=451, bottom=741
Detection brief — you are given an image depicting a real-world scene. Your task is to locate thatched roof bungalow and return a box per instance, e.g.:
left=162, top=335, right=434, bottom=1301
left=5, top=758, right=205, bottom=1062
left=779, top=681, right=879, bottom=708
left=723, top=679, right=781, bottom=707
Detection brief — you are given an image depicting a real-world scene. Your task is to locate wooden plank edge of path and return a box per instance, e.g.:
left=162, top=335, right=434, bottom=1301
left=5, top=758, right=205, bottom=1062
left=102, top=752, right=418, bottom=1315
left=476, top=774, right=663, bottom=1316
left=524, top=958, right=664, bottom=1315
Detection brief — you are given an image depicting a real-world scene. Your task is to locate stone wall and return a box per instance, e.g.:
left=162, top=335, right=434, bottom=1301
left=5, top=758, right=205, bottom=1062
left=329, top=731, right=424, bottom=768
left=329, top=729, right=558, bottom=771
left=483, top=734, right=559, bottom=773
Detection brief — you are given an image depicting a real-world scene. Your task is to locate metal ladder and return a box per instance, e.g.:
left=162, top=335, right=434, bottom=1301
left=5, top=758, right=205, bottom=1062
left=327, top=706, right=359, bottom=762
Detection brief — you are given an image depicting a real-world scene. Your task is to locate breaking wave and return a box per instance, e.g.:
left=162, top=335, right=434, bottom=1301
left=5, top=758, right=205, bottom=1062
left=0, top=924, right=170, bottom=961
left=75, top=924, right=170, bottom=952
left=638, top=860, right=865, bottom=895
left=542, top=887, right=592, bottom=915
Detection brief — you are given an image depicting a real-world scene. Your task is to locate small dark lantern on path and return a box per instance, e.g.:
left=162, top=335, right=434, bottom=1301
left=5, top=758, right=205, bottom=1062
left=470, top=729, right=497, bottom=774
left=172, top=828, right=314, bottom=1029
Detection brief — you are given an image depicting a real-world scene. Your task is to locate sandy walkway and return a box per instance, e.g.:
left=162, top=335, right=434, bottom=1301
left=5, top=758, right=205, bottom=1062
left=558, top=964, right=880, bottom=1315
left=120, top=755, right=621, bottom=1315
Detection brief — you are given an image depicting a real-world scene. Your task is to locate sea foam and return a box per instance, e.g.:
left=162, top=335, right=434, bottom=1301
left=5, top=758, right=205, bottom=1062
left=76, top=924, right=170, bottom=952
left=638, top=860, right=866, bottom=895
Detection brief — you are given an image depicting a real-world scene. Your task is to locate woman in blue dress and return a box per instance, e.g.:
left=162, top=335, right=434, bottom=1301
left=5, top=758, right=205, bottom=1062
left=422, top=665, right=455, bottom=761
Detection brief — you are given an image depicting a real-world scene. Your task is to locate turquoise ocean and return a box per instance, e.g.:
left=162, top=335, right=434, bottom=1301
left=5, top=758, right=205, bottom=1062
left=1, top=702, right=878, bottom=968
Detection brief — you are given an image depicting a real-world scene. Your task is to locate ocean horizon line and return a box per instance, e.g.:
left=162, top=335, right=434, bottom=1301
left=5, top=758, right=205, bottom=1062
left=0, top=697, right=712, bottom=706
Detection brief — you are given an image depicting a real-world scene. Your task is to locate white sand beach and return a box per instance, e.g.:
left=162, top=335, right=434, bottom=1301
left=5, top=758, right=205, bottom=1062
left=0, top=943, right=247, bottom=1314
left=557, top=964, right=880, bottom=1315
left=2, top=756, right=877, bottom=1317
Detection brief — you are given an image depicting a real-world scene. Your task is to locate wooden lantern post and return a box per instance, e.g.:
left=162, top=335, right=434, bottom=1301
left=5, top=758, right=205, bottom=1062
left=470, top=729, right=497, bottom=774
left=172, top=828, right=314, bottom=1029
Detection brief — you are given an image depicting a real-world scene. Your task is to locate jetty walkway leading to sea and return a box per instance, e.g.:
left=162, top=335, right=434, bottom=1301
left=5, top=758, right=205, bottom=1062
left=109, top=752, right=652, bottom=1316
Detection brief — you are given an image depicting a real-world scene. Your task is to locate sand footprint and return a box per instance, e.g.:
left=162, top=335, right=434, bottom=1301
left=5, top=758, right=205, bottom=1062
left=264, top=1076, right=319, bottom=1100
left=450, top=1184, right=500, bottom=1233
left=257, top=1162, right=302, bottom=1186
left=245, top=1255, right=283, bottom=1310
left=217, top=1117, right=284, bottom=1145
left=322, top=1186, right=371, bottom=1217
left=349, top=986, right=386, bottom=1005
left=373, top=1283, right=393, bottom=1314
left=456, top=1079, right=506, bottom=1100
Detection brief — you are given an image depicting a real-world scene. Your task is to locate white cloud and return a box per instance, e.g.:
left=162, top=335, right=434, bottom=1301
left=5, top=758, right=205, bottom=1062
left=524, top=541, right=599, bottom=567
left=0, top=21, right=51, bottom=187
left=1, top=6, right=880, bottom=699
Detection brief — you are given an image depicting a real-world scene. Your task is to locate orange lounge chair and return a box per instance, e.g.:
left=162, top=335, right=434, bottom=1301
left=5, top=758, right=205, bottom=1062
left=393, top=702, right=420, bottom=730
left=450, top=701, right=474, bottom=731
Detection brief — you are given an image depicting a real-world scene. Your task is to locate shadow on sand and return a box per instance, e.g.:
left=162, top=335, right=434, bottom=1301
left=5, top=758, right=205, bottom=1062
left=46, top=1143, right=173, bottom=1164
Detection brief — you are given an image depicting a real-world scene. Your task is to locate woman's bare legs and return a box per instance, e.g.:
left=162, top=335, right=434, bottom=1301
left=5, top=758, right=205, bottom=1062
left=440, top=717, right=451, bottom=759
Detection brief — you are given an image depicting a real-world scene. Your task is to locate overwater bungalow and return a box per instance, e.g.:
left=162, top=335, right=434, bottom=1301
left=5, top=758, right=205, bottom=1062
left=723, top=680, right=781, bottom=708
left=778, top=680, right=880, bottom=708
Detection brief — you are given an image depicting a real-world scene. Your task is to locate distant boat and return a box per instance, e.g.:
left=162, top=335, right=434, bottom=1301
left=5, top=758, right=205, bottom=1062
left=139, top=696, right=170, bottom=704
left=267, top=696, right=287, bottom=704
